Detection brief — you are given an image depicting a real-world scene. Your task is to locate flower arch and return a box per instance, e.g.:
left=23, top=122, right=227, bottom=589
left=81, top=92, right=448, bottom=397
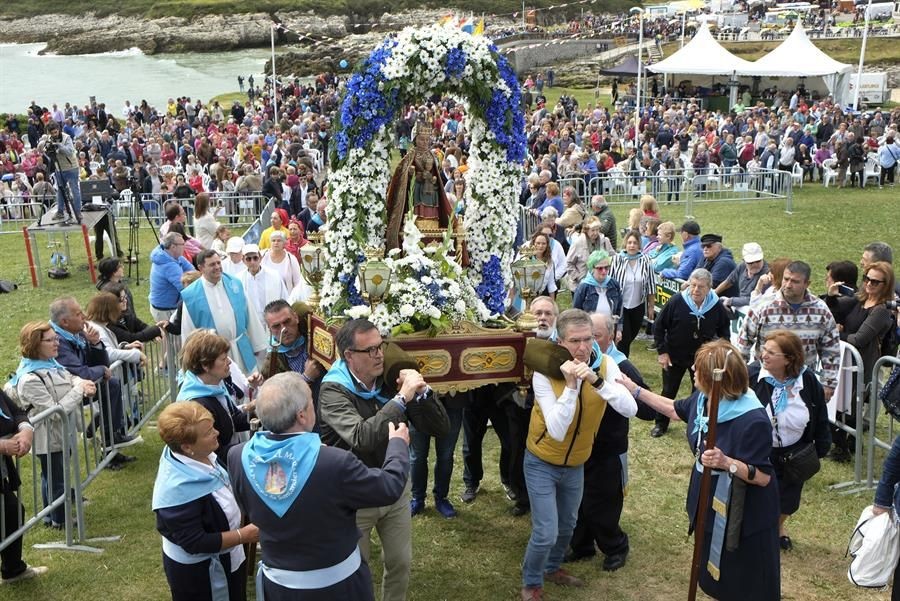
left=321, top=25, right=526, bottom=334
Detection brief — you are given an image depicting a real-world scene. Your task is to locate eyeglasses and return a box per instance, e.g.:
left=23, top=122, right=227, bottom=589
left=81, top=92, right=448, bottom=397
left=760, top=347, right=785, bottom=358
left=593, top=265, right=610, bottom=272
left=119, top=296, right=128, bottom=302
left=244, top=255, right=261, bottom=262
left=863, top=276, right=885, bottom=286
left=348, top=341, right=387, bottom=358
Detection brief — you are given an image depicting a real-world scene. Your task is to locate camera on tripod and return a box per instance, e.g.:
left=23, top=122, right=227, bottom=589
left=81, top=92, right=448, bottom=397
left=44, top=140, right=59, bottom=156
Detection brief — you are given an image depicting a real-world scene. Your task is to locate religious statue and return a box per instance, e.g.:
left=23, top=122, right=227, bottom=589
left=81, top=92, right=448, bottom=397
left=385, top=119, right=458, bottom=253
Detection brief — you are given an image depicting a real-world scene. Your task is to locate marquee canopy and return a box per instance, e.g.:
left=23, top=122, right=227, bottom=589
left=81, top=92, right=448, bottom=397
left=739, top=22, right=853, bottom=77
left=646, top=21, right=755, bottom=76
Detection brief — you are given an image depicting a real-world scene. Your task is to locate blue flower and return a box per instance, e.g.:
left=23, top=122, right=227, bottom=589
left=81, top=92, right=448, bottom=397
left=482, top=52, right=526, bottom=164
left=444, top=47, right=467, bottom=80
left=475, top=255, right=505, bottom=316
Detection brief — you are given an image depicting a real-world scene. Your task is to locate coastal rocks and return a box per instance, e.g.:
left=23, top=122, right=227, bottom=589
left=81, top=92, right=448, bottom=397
left=0, top=12, right=275, bottom=55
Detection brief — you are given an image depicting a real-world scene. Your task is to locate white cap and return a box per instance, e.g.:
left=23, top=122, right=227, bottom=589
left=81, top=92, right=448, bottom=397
left=742, top=242, right=764, bottom=263
left=225, top=237, right=244, bottom=254
left=242, top=243, right=261, bottom=257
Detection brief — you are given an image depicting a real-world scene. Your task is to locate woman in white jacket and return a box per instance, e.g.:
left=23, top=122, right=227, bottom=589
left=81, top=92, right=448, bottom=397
left=13, top=321, right=96, bottom=528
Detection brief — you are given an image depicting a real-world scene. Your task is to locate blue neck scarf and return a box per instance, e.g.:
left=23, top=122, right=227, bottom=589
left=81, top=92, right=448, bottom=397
left=589, top=341, right=603, bottom=370
left=152, top=447, right=230, bottom=510
left=681, top=289, right=720, bottom=318
left=274, top=335, right=306, bottom=355
left=619, top=250, right=642, bottom=261
left=581, top=272, right=610, bottom=289
left=177, top=370, right=229, bottom=402
left=241, top=431, right=321, bottom=518
left=604, top=343, right=627, bottom=366
left=764, top=367, right=805, bottom=415
left=9, top=357, right=66, bottom=387
left=322, top=358, right=389, bottom=403
left=692, top=390, right=764, bottom=435
left=310, top=213, right=324, bottom=226
left=50, top=321, right=85, bottom=349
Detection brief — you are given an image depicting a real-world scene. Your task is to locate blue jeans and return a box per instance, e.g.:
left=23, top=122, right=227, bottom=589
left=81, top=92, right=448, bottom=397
left=409, top=406, right=463, bottom=501
left=522, top=450, right=584, bottom=588
left=55, top=167, right=82, bottom=218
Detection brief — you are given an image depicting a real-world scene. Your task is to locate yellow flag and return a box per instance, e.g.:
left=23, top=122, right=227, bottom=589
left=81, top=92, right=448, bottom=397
left=474, top=18, right=485, bottom=36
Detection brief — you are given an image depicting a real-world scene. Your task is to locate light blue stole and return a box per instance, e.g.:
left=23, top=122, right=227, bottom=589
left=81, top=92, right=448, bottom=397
left=9, top=357, right=67, bottom=387
left=322, top=358, right=389, bottom=403
left=240, top=432, right=321, bottom=518
left=182, top=273, right=257, bottom=372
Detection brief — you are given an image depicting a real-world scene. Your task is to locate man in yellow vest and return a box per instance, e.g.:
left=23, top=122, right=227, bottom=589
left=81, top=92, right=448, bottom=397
left=520, top=309, right=637, bottom=601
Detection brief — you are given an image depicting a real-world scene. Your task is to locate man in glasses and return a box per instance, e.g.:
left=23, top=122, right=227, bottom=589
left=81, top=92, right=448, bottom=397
left=235, top=243, right=288, bottom=323
left=520, top=309, right=635, bottom=600
left=699, top=233, right=736, bottom=291
left=319, top=319, right=449, bottom=601
left=716, top=242, right=770, bottom=310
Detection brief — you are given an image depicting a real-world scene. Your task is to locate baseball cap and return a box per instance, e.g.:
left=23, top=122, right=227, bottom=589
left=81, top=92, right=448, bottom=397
left=742, top=242, right=764, bottom=263
left=225, top=237, right=244, bottom=253
left=678, top=220, right=700, bottom=235
left=242, top=244, right=260, bottom=256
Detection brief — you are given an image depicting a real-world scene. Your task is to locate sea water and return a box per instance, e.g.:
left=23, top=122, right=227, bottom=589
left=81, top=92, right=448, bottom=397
left=0, top=43, right=281, bottom=114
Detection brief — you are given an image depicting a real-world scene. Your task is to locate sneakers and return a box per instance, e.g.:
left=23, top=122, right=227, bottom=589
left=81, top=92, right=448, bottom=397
left=2, top=565, right=48, bottom=584
left=460, top=484, right=479, bottom=504
left=410, top=498, right=425, bottom=517
left=502, top=482, right=517, bottom=502
left=434, top=497, right=457, bottom=519
left=544, top=568, right=585, bottom=588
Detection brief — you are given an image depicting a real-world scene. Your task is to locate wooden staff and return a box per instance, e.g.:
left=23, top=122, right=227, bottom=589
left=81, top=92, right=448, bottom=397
left=688, top=361, right=726, bottom=601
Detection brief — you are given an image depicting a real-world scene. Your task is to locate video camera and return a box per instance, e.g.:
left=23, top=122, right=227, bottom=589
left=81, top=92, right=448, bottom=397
left=43, top=139, right=59, bottom=156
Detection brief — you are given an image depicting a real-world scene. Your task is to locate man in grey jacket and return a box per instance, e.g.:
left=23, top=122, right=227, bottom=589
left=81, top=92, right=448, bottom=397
left=319, top=318, right=449, bottom=601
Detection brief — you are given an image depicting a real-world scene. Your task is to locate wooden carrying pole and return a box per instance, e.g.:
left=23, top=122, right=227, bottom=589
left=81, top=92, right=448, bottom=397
left=687, top=363, right=725, bottom=601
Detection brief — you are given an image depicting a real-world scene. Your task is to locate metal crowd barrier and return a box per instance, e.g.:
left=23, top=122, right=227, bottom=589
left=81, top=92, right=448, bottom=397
left=828, top=342, right=868, bottom=494
left=0, top=334, right=182, bottom=558
left=864, top=355, right=900, bottom=490
left=570, top=167, right=794, bottom=216
left=0, top=196, right=47, bottom=233
left=0, top=405, right=78, bottom=554
left=133, top=191, right=268, bottom=230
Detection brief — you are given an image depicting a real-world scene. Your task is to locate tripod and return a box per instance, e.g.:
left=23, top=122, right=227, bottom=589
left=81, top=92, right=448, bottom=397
left=125, top=182, right=161, bottom=285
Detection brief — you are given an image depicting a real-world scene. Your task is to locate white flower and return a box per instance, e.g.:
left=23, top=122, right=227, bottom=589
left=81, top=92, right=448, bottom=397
left=345, top=305, right=372, bottom=319
left=399, top=304, right=415, bottom=318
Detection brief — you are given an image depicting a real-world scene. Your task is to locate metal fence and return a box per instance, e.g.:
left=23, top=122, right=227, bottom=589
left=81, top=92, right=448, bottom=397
left=554, top=166, right=795, bottom=218
left=0, top=334, right=181, bottom=556
left=864, top=355, right=900, bottom=490
left=827, top=342, right=869, bottom=494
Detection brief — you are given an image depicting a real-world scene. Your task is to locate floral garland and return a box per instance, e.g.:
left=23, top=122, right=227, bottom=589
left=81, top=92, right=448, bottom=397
left=323, top=24, right=525, bottom=333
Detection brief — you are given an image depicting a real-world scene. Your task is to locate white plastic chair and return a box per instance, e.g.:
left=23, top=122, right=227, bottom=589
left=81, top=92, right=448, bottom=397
left=160, top=164, right=176, bottom=176
left=116, top=189, right=133, bottom=218
left=791, top=162, right=804, bottom=188
left=863, top=157, right=881, bottom=187
left=822, top=158, right=839, bottom=188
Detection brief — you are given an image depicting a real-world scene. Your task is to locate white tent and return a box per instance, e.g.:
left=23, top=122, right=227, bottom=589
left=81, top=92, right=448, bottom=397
left=739, top=23, right=853, bottom=105
left=647, top=21, right=755, bottom=76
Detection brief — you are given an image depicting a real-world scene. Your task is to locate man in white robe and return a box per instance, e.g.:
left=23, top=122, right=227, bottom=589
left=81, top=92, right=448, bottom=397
left=181, top=249, right=268, bottom=375
left=237, top=244, right=288, bottom=323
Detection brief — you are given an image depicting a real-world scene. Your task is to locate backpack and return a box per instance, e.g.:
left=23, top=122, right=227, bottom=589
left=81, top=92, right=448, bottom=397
left=880, top=364, right=900, bottom=421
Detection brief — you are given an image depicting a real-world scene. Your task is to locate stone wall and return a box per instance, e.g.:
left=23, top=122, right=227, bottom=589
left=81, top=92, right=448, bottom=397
left=502, top=39, right=613, bottom=75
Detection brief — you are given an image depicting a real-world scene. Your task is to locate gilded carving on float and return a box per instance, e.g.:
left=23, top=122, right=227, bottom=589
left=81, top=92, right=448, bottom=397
left=312, top=328, right=335, bottom=360
left=460, top=347, right=517, bottom=374
left=411, top=351, right=451, bottom=377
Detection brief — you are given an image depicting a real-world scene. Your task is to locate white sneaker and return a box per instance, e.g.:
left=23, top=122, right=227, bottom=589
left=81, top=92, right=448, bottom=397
left=2, top=565, right=48, bottom=584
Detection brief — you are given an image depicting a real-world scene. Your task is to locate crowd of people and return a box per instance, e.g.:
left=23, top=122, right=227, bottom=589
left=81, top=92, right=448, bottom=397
left=0, top=37, right=898, bottom=601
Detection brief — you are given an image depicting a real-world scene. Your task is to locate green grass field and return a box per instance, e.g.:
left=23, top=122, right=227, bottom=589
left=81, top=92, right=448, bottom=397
left=0, top=183, right=897, bottom=600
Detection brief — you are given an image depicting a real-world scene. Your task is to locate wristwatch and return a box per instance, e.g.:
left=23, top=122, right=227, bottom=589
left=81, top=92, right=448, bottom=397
left=728, top=462, right=738, bottom=475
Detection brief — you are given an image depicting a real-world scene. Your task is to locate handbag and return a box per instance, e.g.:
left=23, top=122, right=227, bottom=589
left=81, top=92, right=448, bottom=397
left=780, top=441, right=821, bottom=483
left=847, top=505, right=900, bottom=588
left=880, top=365, right=900, bottom=421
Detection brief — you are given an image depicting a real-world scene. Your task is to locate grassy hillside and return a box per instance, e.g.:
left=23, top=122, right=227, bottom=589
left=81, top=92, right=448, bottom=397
left=663, top=37, right=900, bottom=65
left=1, top=0, right=638, bottom=20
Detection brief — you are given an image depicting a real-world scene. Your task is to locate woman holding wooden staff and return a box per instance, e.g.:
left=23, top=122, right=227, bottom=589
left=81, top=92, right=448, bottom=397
left=617, top=340, right=781, bottom=601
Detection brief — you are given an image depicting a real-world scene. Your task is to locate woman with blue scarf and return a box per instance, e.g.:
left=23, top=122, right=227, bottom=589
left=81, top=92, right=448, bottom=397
left=178, top=331, right=250, bottom=468
left=573, top=250, right=622, bottom=320
left=609, top=230, right=656, bottom=357
left=617, top=340, right=780, bottom=601
left=154, top=401, right=259, bottom=601
left=650, top=268, right=730, bottom=438
left=748, top=331, right=830, bottom=552
left=14, top=321, right=96, bottom=529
